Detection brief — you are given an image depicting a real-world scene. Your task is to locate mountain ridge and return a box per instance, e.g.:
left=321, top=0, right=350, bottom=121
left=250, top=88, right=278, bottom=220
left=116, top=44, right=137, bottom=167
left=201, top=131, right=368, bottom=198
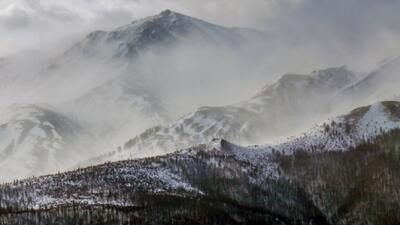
left=2, top=101, right=400, bottom=224
left=79, top=66, right=357, bottom=166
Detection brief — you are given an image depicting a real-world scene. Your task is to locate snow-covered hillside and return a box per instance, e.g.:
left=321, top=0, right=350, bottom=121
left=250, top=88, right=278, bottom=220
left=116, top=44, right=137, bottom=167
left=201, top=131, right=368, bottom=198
left=272, top=101, right=400, bottom=154
left=0, top=104, right=95, bottom=182
left=81, top=66, right=357, bottom=164
left=202, top=101, right=400, bottom=175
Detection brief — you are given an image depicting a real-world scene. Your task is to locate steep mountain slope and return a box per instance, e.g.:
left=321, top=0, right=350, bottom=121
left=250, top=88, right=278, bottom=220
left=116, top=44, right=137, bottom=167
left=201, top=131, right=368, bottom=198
left=0, top=104, right=95, bottom=182
left=1, top=102, right=400, bottom=224
left=82, top=66, right=357, bottom=164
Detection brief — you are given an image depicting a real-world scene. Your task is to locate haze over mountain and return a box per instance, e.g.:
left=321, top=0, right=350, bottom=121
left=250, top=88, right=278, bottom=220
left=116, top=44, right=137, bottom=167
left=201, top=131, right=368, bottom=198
left=1, top=1, right=400, bottom=224
left=81, top=66, right=359, bottom=165
left=0, top=10, right=399, bottom=181
left=0, top=10, right=272, bottom=181
left=0, top=104, right=95, bottom=182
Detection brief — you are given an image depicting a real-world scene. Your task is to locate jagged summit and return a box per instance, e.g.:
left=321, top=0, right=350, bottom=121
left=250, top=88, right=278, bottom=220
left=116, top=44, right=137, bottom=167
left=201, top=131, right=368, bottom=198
left=270, top=101, right=400, bottom=153
left=157, top=9, right=184, bottom=19
left=121, top=9, right=192, bottom=30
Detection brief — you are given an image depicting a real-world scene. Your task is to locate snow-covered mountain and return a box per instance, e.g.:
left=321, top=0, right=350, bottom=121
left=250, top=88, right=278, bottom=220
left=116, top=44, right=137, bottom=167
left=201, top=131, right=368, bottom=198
left=0, top=104, right=95, bottom=182
left=2, top=101, right=400, bottom=224
left=0, top=10, right=273, bottom=184
left=81, top=66, right=357, bottom=164
left=41, top=10, right=268, bottom=146
left=66, top=9, right=266, bottom=60
left=0, top=11, right=270, bottom=167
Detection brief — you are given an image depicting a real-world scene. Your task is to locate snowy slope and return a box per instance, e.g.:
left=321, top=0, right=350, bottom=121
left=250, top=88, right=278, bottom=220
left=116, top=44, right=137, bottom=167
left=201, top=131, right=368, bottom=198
left=271, top=101, right=400, bottom=154
left=208, top=101, right=400, bottom=177
left=0, top=104, right=95, bottom=182
left=81, top=66, right=357, bottom=164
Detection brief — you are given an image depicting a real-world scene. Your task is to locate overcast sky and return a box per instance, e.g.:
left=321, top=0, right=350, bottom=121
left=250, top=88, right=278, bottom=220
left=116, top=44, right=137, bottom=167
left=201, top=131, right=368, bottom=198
left=1, top=0, right=400, bottom=71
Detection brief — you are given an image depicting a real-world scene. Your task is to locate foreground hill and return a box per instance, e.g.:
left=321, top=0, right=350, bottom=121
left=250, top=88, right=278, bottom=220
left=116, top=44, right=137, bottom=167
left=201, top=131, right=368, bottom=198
left=1, top=102, right=400, bottom=224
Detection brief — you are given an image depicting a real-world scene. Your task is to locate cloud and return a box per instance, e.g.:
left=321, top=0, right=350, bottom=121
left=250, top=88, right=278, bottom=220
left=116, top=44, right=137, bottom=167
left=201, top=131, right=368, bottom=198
left=0, top=0, right=399, bottom=71
left=262, top=0, right=400, bottom=70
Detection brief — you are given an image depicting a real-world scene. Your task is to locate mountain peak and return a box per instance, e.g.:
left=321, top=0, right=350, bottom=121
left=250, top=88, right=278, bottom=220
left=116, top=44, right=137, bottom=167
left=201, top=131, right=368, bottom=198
left=75, top=8, right=258, bottom=59
left=159, top=9, right=178, bottom=17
